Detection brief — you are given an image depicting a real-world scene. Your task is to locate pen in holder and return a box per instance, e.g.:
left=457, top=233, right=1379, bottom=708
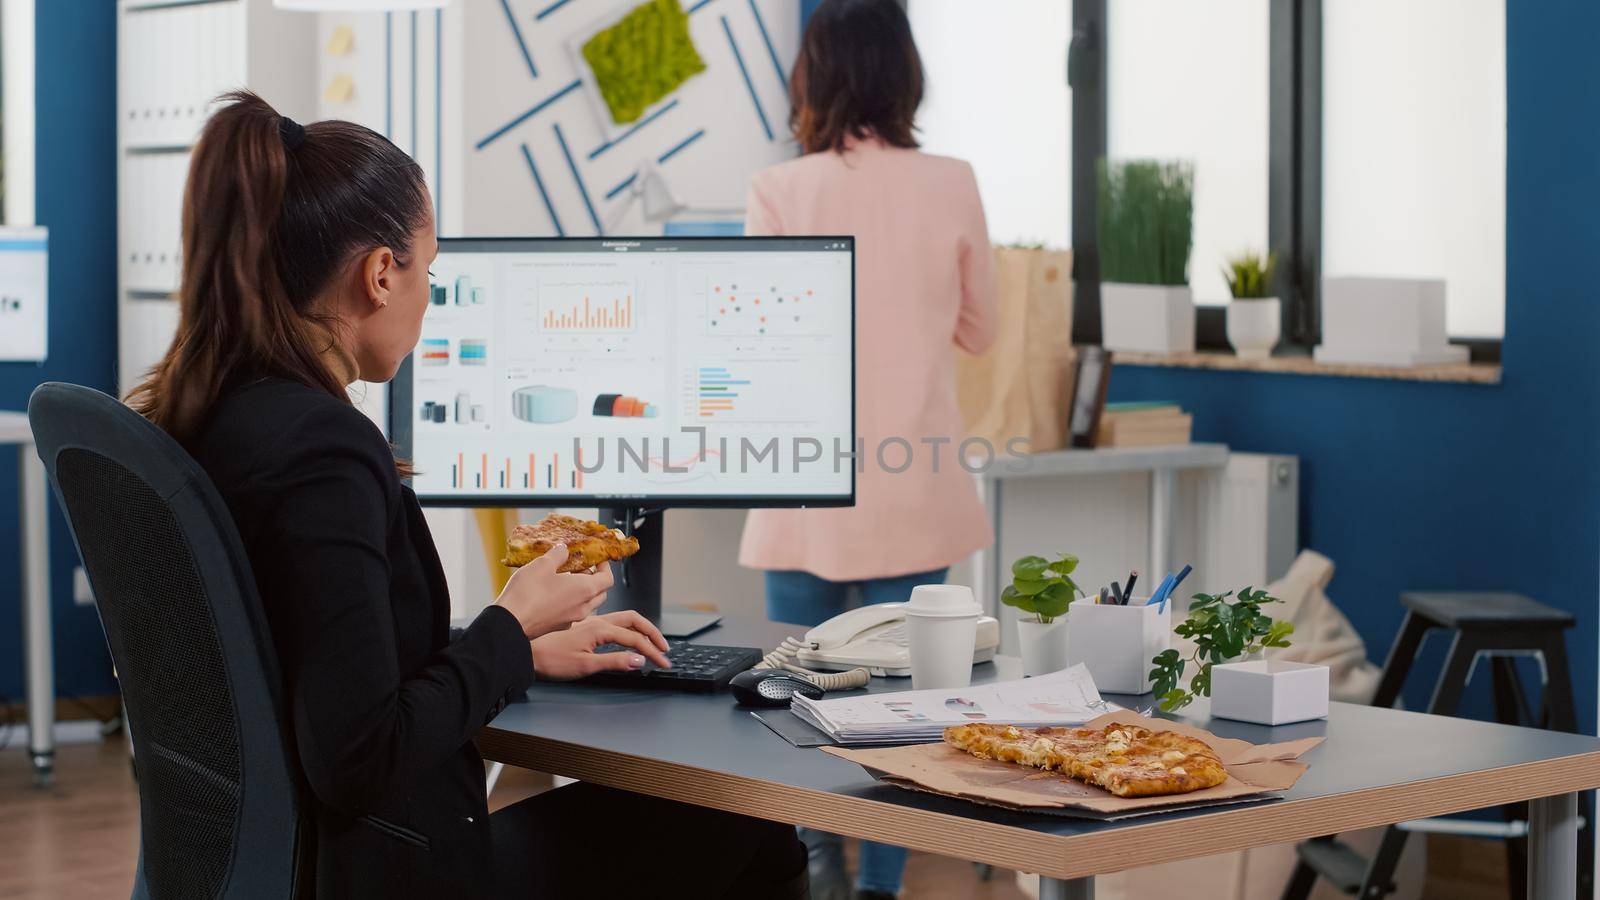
left=1065, top=599, right=1171, bottom=694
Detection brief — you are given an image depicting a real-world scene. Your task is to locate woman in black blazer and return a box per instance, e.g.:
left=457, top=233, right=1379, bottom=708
left=128, top=91, right=807, bottom=899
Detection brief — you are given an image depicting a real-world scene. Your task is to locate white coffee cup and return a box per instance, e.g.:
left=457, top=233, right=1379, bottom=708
left=905, top=584, right=982, bottom=691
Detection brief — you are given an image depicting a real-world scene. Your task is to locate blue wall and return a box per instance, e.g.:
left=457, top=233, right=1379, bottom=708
left=1109, top=0, right=1600, bottom=730
left=0, top=3, right=120, bottom=703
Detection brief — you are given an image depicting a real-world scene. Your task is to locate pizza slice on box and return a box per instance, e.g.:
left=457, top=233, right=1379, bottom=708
left=502, top=513, right=641, bottom=573
left=944, top=722, right=1228, bottom=798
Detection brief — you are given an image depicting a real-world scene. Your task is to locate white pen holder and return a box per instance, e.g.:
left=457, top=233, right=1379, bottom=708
left=1065, top=599, right=1171, bottom=694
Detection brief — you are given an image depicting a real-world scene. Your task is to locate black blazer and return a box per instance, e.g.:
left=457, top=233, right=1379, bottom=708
left=190, top=377, right=535, bottom=899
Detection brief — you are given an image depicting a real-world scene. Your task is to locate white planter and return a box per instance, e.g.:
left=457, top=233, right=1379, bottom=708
left=1314, top=277, right=1469, bottom=367
left=1016, top=618, right=1071, bottom=677
left=1210, top=659, right=1330, bottom=725
left=1064, top=600, right=1171, bottom=694
left=1225, top=297, right=1280, bottom=360
left=1101, top=283, right=1195, bottom=354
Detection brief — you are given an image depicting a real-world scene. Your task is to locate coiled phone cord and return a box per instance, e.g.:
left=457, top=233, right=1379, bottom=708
left=758, top=636, right=871, bottom=691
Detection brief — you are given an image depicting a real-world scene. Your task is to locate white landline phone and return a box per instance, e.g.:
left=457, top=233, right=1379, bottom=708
left=792, top=602, right=1000, bottom=678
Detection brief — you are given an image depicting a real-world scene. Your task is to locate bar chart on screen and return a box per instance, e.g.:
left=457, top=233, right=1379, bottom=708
left=695, top=365, right=747, bottom=418
left=446, top=448, right=586, bottom=491
left=538, top=278, right=637, bottom=333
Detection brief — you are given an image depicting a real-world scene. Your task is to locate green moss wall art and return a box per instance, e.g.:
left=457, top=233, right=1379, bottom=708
left=582, top=0, right=708, bottom=125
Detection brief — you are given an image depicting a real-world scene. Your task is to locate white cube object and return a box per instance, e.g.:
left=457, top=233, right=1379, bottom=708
left=1101, top=283, right=1195, bottom=355
left=1315, top=277, right=1469, bottom=367
left=1064, top=601, right=1171, bottom=694
left=1210, top=659, right=1330, bottom=725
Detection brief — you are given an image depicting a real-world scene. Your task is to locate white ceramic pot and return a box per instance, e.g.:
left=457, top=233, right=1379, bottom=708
left=1100, top=283, right=1195, bottom=354
left=1016, top=617, right=1071, bottom=677
left=1225, top=297, right=1280, bottom=360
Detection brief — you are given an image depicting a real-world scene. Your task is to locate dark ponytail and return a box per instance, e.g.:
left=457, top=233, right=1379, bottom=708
left=127, top=90, right=430, bottom=448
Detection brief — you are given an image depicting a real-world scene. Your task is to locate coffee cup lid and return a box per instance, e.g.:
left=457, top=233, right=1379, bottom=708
left=905, top=584, right=981, bottom=618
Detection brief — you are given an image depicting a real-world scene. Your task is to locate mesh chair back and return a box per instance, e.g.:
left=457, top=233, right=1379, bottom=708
left=28, top=383, right=306, bottom=900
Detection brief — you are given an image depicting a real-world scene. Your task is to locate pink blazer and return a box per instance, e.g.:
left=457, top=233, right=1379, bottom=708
left=737, top=139, right=999, bottom=581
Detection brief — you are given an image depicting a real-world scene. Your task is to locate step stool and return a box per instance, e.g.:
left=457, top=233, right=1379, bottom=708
left=1281, top=592, right=1589, bottom=900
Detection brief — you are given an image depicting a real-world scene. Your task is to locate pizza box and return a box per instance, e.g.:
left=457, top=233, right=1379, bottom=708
left=823, top=711, right=1322, bottom=820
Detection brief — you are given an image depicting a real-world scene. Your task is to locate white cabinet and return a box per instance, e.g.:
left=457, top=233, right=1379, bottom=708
left=116, top=0, right=317, bottom=392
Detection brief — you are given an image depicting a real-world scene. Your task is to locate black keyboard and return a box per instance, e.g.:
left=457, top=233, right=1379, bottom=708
left=583, top=640, right=764, bottom=692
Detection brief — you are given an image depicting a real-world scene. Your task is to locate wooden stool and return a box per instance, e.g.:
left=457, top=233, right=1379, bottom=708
left=1281, top=592, right=1587, bottom=900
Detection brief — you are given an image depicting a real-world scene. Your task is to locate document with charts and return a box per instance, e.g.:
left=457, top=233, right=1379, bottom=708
left=791, top=665, right=1117, bottom=744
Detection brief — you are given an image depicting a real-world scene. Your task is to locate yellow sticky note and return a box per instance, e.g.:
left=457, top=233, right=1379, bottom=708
left=324, top=74, right=355, bottom=104
left=326, top=25, right=355, bottom=56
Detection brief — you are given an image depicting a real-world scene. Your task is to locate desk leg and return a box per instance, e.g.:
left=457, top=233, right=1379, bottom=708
left=1039, top=875, right=1094, bottom=900
left=1148, top=467, right=1176, bottom=586
left=1528, top=792, right=1578, bottom=898
left=20, top=443, right=54, bottom=786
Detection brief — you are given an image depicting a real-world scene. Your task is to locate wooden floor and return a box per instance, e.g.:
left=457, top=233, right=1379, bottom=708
left=1, top=734, right=1506, bottom=900
left=0, top=736, right=141, bottom=899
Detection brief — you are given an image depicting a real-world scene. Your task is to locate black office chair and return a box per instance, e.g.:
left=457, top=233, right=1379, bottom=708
left=28, top=383, right=309, bottom=899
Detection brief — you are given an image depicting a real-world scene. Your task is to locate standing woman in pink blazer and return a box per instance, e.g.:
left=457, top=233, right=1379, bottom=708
left=737, top=1, right=999, bottom=896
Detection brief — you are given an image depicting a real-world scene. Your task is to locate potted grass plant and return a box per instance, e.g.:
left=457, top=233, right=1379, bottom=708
left=1223, top=251, right=1280, bottom=359
left=1097, top=159, right=1195, bottom=354
left=1001, top=553, right=1084, bottom=676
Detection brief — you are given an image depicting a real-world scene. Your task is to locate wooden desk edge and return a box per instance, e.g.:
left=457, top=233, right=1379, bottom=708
left=478, top=729, right=1600, bottom=882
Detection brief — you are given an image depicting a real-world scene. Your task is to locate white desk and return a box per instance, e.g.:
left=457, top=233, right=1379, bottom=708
left=0, top=411, right=53, bottom=785
left=972, top=444, right=1229, bottom=615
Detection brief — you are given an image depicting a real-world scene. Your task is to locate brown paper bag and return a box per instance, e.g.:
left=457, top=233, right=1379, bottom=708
left=957, top=247, right=1075, bottom=452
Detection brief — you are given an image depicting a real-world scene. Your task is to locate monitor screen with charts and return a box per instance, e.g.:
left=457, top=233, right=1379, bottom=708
left=390, top=236, right=855, bottom=507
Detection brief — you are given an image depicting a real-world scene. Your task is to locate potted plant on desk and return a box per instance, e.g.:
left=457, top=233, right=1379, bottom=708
left=1149, top=587, right=1326, bottom=724
left=1098, top=159, right=1196, bottom=354
left=1002, top=553, right=1084, bottom=676
left=1223, top=251, right=1280, bottom=359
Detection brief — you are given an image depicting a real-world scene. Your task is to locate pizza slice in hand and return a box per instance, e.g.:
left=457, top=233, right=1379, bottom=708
left=502, top=513, right=641, bottom=573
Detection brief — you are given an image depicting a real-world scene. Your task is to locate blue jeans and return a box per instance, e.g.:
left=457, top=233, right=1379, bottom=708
left=764, top=567, right=949, bottom=896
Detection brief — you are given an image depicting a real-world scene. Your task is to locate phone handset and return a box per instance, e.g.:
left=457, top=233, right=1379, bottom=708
left=754, top=602, right=913, bottom=691
left=805, top=602, right=907, bottom=650
left=758, top=637, right=871, bottom=691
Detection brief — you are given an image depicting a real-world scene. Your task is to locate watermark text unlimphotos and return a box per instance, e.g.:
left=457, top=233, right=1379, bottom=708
left=572, top=427, right=1034, bottom=475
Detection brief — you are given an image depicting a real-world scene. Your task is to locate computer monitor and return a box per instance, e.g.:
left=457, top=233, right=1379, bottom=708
left=388, top=236, right=856, bottom=621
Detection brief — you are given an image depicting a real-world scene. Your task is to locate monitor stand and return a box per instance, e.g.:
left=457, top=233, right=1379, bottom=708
left=599, top=506, right=662, bottom=623
left=597, top=508, right=724, bottom=639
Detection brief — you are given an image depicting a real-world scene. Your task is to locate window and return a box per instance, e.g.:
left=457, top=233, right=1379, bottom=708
left=908, top=0, right=1072, bottom=249
left=1067, top=0, right=1507, bottom=351
left=1107, top=0, right=1270, bottom=305
left=1322, top=0, right=1505, bottom=339
left=1, top=0, right=34, bottom=227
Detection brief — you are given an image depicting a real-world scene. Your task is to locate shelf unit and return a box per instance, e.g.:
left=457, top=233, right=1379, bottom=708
left=116, top=0, right=318, bottom=392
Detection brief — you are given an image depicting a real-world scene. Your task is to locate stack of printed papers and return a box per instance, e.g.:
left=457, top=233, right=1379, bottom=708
left=790, top=665, right=1117, bottom=745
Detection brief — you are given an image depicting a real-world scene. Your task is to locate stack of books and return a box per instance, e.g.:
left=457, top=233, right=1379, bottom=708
left=1096, top=402, right=1192, bottom=447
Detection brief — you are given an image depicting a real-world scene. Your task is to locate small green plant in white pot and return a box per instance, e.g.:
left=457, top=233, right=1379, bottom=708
left=1223, top=251, right=1280, bottom=359
left=1002, top=553, right=1085, bottom=676
left=1098, top=159, right=1195, bottom=354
